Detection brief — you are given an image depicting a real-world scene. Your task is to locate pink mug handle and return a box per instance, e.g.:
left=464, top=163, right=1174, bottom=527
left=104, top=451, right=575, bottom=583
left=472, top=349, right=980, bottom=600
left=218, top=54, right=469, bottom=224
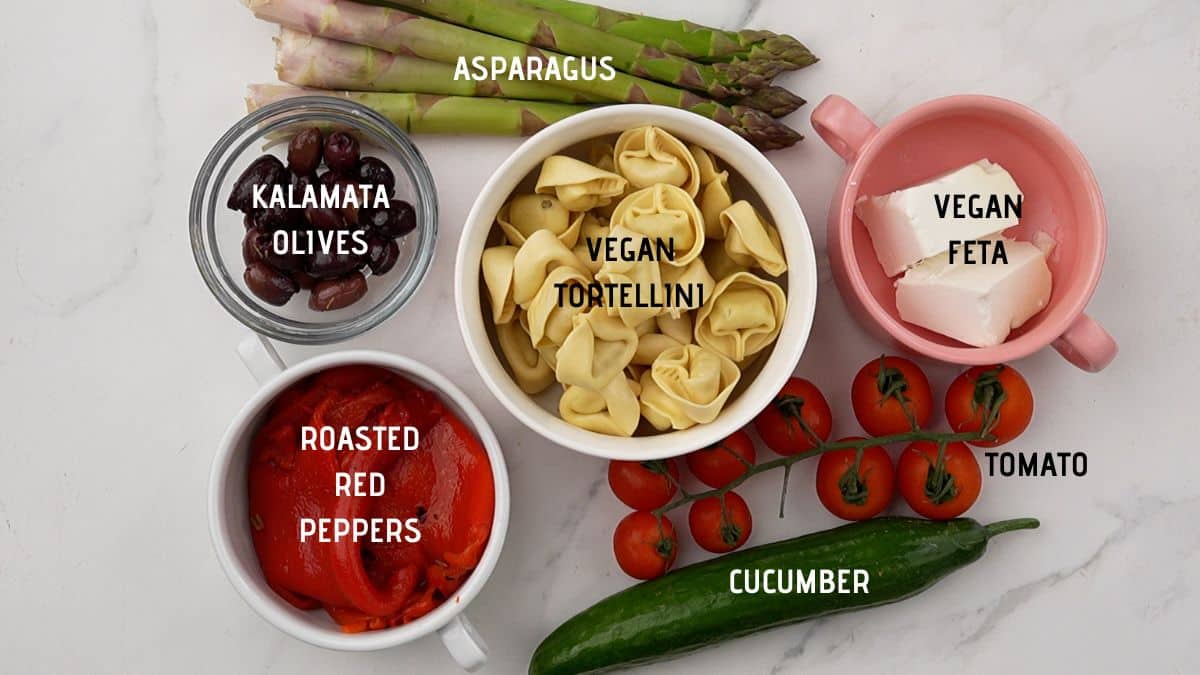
left=811, top=95, right=880, bottom=162
left=1052, top=313, right=1117, bottom=372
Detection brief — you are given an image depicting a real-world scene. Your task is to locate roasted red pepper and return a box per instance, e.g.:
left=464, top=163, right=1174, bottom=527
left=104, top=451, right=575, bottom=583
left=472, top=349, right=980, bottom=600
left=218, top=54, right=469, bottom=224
left=248, top=365, right=494, bottom=631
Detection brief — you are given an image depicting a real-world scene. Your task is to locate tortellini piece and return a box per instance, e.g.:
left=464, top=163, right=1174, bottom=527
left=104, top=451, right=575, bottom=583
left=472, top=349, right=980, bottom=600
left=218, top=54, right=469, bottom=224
left=559, top=376, right=641, bottom=437
left=719, top=201, right=787, bottom=277
left=596, top=225, right=665, bottom=329
left=497, top=193, right=582, bottom=248
left=481, top=245, right=518, bottom=324
left=689, top=145, right=733, bottom=240
left=639, top=344, right=740, bottom=430
left=633, top=332, right=684, bottom=366
left=526, top=265, right=591, bottom=347
left=496, top=319, right=555, bottom=395
left=610, top=184, right=705, bottom=266
left=695, top=272, right=787, bottom=363
left=657, top=312, right=693, bottom=345
left=511, top=229, right=589, bottom=306
left=658, top=257, right=715, bottom=318
left=535, top=155, right=628, bottom=211
left=571, top=213, right=610, bottom=275
left=614, top=126, right=701, bottom=197
left=555, top=307, right=639, bottom=390
left=702, top=242, right=748, bottom=281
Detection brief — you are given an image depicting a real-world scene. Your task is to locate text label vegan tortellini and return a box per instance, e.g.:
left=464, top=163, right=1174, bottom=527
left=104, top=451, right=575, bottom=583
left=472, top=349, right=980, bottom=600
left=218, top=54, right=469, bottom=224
left=480, top=126, right=790, bottom=436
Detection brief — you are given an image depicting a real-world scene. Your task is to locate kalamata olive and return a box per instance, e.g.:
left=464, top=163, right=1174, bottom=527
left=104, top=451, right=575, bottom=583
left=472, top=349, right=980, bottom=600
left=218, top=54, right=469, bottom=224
left=335, top=178, right=363, bottom=226
left=368, top=200, right=416, bottom=238
left=288, top=127, right=324, bottom=175
left=366, top=237, right=401, bottom=275
left=254, top=205, right=292, bottom=231
left=260, top=232, right=306, bottom=273
left=242, top=228, right=270, bottom=265
left=305, top=206, right=344, bottom=230
left=357, top=157, right=396, bottom=195
left=323, top=131, right=360, bottom=173
left=307, top=250, right=363, bottom=279
left=227, top=155, right=286, bottom=213
left=243, top=213, right=256, bottom=230
left=245, top=262, right=299, bottom=306
left=318, top=170, right=338, bottom=187
left=309, top=273, right=368, bottom=311
left=291, top=270, right=317, bottom=290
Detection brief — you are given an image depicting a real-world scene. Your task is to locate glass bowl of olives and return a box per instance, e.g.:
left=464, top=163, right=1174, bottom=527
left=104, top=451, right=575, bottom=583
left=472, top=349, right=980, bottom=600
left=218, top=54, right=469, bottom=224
left=191, top=96, right=437, bottom=344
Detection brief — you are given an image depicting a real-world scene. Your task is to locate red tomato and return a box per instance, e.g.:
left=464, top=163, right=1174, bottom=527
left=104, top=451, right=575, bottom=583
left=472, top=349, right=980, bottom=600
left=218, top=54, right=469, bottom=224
left=897, top=440, right=982, bottom=520
left=753, top=377, right=833, bottom=456
left=608, top=459, right=680, bottom=510
left=612, top=511, right=677, bottom=580
left=945, top=365, right=1034, bottom=447
left=686, top=430, right=756, bottom=488
left=814, top=437, right=895, bottom=520
left=687, top=492, right=753, bottom=553
left=851, top=356, right=933, bottom=435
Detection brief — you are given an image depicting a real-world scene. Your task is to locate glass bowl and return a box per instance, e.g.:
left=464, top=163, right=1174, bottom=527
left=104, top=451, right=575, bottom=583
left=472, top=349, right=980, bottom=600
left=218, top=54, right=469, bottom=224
left=191, top=96, right=437, bottom=344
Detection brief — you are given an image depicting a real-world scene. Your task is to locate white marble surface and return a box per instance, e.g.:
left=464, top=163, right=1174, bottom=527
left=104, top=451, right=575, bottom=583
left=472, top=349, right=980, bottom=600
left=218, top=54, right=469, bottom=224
left=2, top=0, right=1199, bottom=673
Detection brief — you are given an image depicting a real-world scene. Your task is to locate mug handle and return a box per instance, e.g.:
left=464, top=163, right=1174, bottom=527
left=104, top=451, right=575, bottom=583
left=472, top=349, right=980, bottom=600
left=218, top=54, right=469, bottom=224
left=439, top=614, right=488, bottom=671
left=811, top=95, right=880, bottom=162
left=237, top=332, right=286, bottom=384
left=1052, top=314, right=1118, bottom=372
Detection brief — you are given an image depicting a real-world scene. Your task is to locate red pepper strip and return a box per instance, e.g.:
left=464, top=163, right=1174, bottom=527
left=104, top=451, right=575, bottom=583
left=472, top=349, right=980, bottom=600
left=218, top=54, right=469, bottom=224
left=415, top=414, right=495, bottom=569
left=324, top=605, right=391, bottom=633
left=330, top=447, right=419, bottom=617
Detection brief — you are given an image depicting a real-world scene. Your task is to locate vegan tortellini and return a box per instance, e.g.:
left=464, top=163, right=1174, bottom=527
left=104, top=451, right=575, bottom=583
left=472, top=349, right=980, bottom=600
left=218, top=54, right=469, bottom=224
left=481, top=126, right=792, bottom=436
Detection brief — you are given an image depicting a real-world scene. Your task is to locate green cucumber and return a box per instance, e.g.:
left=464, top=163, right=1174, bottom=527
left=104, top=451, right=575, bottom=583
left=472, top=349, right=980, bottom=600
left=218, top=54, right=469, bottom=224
left=530, top=517, right=1038, bottom=674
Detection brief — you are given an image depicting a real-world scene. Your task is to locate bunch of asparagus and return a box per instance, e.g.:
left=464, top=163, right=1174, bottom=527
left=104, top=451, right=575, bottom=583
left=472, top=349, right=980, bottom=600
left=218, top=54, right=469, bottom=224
left=243, top=0, right=816, bottom=150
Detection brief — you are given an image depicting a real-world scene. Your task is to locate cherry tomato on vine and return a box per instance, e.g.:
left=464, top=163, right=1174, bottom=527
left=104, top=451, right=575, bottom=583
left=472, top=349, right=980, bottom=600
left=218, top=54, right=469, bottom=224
left=945, top=364, right=1033, bottom=447
left=688, top=492, right=753, bottom=553
left=814, top=437, right=895, bottom=521
left=608, top=459, right=680, bottom=510
left=613, top=511, right=677, bottom=580
left=686, top=430, right=756, bottom=488
left=851, top=356, right=933, bottom=436
left=754, top=377, right=833, bottom=456
left=896, top=440, right=982, bottom=520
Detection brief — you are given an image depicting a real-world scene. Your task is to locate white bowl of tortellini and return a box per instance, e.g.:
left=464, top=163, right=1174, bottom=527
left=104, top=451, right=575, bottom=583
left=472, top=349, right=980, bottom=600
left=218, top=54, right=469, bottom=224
left=455, top=105, right=817, bottom=460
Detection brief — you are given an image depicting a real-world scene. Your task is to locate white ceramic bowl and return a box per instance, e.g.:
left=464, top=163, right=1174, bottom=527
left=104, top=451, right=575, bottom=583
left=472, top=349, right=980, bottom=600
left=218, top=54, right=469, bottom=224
left=455, top=105, right=818, bottom=460
left=208, top=344, right=508, bottom=669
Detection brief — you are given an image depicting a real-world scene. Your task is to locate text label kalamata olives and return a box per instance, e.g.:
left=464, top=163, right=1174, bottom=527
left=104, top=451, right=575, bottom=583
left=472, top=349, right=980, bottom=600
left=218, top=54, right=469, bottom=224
left=324, top=131, right=361, bottom=174
left=245, top=262, right=299, bottom=306
left=287, top=127, right=323, bottom=176
left=309, top=273, right=368, bottom=311
left=358, top=157, right=396, bottom=195
left=227, top=155, right=286, bottom=213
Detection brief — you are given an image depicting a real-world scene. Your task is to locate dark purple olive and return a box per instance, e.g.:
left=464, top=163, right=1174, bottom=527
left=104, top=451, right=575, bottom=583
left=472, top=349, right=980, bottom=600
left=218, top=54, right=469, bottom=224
left=357, top=157, right=396, bottom=195
left=307, top=250, right=363, bottom=279
left=243, top=213, right=257, bottom=230
left=323, top=131, right=360, bottom=174
left=309, top=273, right=368, bottom=311
left=254, top=205, right=293, bottom=231
left=318, top=169, right=338, bottom=188
left=335, top=178, right=364, bottom=226
left=368, top=200, right=416, bottom=238
left=227, top=155, right=286, bottom=213
left=291, top=270, right=317, bottom=290
left=260, top=231, right=306, bottom=273
left=245, top=262, right=299, bottom=305
left=287, top=127, right=324, bottom=175
left=366, top=237, right=401, bottom=275
left=305, top=206, right=344, bottom=230
left=242, top=228, right=270, bottom=265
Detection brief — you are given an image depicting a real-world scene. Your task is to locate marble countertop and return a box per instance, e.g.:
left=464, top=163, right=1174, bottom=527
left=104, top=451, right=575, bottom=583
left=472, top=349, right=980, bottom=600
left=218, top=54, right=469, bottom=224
left=2, top=0, right=1198, bottom=672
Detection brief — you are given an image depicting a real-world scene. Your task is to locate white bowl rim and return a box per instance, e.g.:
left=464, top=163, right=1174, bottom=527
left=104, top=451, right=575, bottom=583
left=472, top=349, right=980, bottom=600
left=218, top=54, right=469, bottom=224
left=454, top=105, right=818, bottom=461
left=207, top=349, right=510, bottom=651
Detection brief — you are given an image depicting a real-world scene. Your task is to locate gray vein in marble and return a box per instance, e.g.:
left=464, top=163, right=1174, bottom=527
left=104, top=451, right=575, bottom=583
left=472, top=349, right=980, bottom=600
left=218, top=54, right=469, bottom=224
left=957, top=494, right=1199, bottom=647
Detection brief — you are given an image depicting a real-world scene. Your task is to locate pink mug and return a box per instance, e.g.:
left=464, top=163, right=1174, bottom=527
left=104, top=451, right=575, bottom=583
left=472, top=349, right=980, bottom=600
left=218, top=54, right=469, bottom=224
left=811, top=94, right=1117, bottom=372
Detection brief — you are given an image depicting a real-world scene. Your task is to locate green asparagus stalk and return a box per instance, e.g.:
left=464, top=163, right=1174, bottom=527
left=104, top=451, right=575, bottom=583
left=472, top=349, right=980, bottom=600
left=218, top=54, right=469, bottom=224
left=244, top=0, right=802, bottom=149
left=517, top=0, right=817, bottom=69
left=360, top=0, right=781, bottom=97
left=247, top=84, right=590, bottom=135
left=729, top=85, right=805, bottom=118
left=275, top=27, right=604, bottom=103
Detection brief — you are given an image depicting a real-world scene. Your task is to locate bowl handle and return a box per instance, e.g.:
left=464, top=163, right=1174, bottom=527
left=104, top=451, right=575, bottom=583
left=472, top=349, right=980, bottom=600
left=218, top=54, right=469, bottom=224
left=811, top=95, right=880, bottom=163
left=1052, top=313, right=1118, bottom=372
left=237, top=332, right=286, bottom=384
left=439, top=614, right=488, bottom=671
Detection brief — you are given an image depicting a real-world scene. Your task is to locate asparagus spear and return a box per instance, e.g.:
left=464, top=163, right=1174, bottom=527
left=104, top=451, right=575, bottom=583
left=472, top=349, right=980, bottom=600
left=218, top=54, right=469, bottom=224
left=275, top=27, right=604, bottom=104
left=247, top=84, right=589, bottom=135
left=730, top=85, right=805, bottom=118
left=517, top=0, right=817, bottom=69
left=361, top=0, right=781, bottom=97
left=244, top=0, right=802, bottom=149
